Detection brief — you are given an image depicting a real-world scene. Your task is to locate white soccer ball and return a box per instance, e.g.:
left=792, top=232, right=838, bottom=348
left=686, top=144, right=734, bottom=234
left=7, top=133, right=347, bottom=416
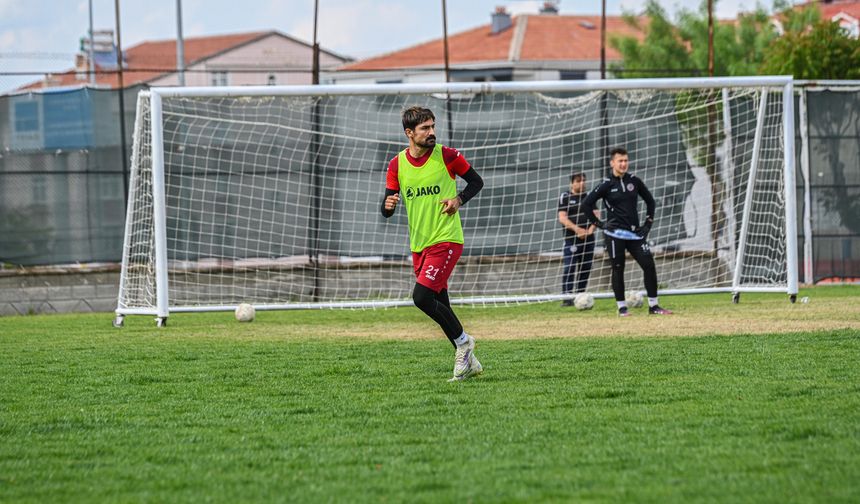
left=573, top=293, right=594, bottom=310
left=625, top=290, right=644, bottom=308
left=234, top=303, right=255, bottom=322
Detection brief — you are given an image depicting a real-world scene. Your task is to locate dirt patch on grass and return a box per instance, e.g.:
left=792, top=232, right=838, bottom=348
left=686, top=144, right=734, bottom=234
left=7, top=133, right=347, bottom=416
left=252, top=296, right=859, bottom=341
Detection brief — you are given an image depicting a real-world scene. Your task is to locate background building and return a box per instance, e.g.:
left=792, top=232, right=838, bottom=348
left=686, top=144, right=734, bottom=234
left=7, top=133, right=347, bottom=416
left=21, top=30, right=351, bottom=90
left=331, top=7, right=644, bottom=84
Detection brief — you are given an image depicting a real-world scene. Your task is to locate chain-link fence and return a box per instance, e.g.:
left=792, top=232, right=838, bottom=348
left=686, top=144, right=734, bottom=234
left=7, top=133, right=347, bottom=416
left=0, top=85, right=140, bottom=265
left=796, top=82, right=860, bottom=283
left=1, top=81, right=858, bottom=283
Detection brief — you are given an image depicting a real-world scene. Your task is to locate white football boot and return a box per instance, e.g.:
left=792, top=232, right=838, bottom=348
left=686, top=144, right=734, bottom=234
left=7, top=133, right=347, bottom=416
left=448, top=336, right=481, bottom=381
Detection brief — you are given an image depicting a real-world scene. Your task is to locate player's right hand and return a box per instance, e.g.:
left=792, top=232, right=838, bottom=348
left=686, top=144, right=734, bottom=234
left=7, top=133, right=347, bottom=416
left=638, top=220, right=653, bottom=238
left=384, top=194, right=400, bottom=210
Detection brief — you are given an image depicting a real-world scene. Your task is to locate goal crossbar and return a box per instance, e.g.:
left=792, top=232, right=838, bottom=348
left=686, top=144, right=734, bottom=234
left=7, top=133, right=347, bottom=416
left=152, top=76, right=794, bottom=99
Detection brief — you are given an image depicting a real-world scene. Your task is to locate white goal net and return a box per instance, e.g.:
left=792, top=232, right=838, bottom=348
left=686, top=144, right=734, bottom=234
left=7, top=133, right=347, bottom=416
left=115, top=78, right=797, bottom=324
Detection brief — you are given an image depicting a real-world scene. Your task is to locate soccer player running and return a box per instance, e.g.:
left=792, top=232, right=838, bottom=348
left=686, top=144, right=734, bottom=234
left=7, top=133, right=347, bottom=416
left=582, top=147, right=673, bottom=317
left=381, top=106, right=485, bottom=381
left=558, top=172, right=596, bottom=306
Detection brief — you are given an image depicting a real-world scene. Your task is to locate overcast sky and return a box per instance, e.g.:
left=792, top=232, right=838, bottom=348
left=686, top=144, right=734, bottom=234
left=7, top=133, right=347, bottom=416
left=1, top=0, right=783, bottom=92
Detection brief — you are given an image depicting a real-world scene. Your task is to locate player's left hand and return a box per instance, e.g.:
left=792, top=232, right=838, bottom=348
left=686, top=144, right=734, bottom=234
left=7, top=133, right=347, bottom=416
left=440, top=197, right=461, bottom=215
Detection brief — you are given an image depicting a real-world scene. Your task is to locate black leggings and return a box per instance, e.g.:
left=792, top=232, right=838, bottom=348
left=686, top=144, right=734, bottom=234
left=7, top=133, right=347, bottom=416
left=412, top=284, right=462, bottom=348
left=605, top=237, right=658, bottom=301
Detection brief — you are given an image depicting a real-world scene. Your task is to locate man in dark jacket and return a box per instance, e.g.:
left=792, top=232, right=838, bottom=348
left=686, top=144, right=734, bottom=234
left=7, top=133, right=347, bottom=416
left=582, top=147, right=673, bottom=317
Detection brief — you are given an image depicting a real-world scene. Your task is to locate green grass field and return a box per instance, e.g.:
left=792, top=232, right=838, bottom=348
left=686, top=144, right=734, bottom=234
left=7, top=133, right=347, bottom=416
left=1, top=286, right=859, bottom=502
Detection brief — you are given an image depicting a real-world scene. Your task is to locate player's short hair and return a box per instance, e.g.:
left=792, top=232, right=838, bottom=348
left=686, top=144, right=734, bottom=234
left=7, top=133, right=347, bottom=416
left=570, top=172, right=586, bottom=182
left=402, top=106, right=435, bottom=131
left=609, top=147, right=628, bottom=159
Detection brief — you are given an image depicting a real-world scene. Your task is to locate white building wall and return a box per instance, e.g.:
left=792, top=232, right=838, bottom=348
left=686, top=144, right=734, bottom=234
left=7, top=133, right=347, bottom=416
left=329, top=70, right=447, bottom=85
left=833, top=13, right=859, bottom=38
left=150, top=34, right=349, bottom=87
left=332, top=59, right=612, bottom=85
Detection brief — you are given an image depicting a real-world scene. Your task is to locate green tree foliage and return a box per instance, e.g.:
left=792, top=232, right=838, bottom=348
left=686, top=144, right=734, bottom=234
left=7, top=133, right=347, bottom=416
left=610, top=2, right=694, bottom=77
left=683, top=7, right=776, bottom=76
left=610, top=0, right=777, bottom=77
left=760, top=17, right=860, bottom=79
left=610, top=0, right=859, bottom=79
left=775, top=0, right=820, bottom=33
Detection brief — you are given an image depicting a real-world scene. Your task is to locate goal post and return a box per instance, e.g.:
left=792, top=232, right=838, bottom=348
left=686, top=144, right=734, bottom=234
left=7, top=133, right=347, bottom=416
left=115, top=76, right=798, bottom=326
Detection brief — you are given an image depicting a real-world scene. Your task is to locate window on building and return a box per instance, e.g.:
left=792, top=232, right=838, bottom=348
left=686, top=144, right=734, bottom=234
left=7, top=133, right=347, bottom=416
left=473, top=74, right=513, bottom=82
left=561, top=71, right=587, bottom=80
left=15, top=102, right=39, bottom=132
left=452, top=68, right=513, bottom=83
left=211, top=71, right=229, bottom=86
left=267, top=74, right=276, bottom=86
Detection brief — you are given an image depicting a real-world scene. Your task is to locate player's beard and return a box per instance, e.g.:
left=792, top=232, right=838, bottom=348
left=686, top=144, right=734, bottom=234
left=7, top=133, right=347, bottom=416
left=418, top=135, right=436, bottom=149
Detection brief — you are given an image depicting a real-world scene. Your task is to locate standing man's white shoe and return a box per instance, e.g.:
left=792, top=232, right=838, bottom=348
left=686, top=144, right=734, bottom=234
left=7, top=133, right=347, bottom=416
left=449, top=336, right=480, bottom=381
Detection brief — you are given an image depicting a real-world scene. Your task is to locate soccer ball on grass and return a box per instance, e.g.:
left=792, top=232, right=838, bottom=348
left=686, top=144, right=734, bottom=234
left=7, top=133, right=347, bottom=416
left=625, top=290, right=644, bottom=308
left=573, top=293, right=594, bottom=310
left=234, top=303, right=256, bottom=322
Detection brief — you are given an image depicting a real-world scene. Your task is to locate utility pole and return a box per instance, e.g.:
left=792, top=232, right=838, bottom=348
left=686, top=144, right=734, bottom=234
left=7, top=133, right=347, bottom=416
left=312, top=0, right=320, bottom=84
left=114, top=0, right=128, bottom=202
left=599, top=0, right=609, bottom=161
left=177, top=0, right=186, bottom=86
left=88, top=0, right=95, bottom=84
left=442, top=0, right=454, bottom=142
left=309, top=0, right=322, bottom=299
left=706, top=0, right=719, bottom=253
left=442, top=0, right=451, bottom=85
left=707, top=0, right=714, bottom=77
left=600, top=0, right=606, bottom=80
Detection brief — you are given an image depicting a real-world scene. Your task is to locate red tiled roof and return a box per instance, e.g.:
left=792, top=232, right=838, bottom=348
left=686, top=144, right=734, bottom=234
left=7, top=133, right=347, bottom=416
left=341, top=22, right=514, bottom=70
left=341, top=14, right=644, bottom=71
left=20, top=31, right=294, bottom=91
left=799, top=0, right=860, bottom=19
left=518, top=15, right=641, bottom=61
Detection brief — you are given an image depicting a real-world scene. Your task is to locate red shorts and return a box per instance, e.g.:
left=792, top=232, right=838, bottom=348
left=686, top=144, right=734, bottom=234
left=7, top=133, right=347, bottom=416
left=412, top=242, right=463, bottom=293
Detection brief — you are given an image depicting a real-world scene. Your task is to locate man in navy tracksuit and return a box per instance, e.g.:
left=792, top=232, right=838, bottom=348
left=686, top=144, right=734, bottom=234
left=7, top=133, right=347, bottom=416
left=557, top=172, right=596, bottom=306
left=582, top=147, right=673, bottom=317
